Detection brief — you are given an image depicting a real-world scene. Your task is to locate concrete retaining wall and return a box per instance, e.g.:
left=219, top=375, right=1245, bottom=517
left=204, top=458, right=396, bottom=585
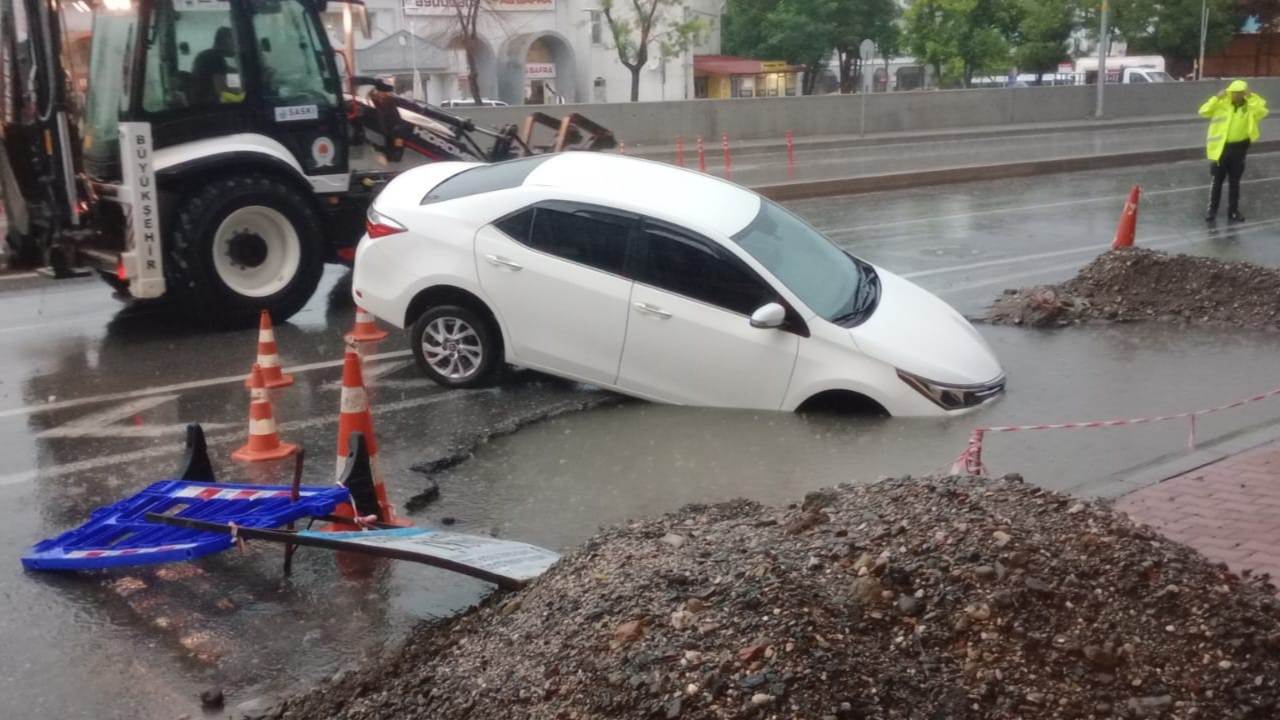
left=454, top=78, right=1280, bottom=146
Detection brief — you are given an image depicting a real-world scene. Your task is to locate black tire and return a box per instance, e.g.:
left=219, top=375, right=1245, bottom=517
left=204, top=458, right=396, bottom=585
left=167, top=172, right=324, bottom=329
left=4, top=230, right=42, bottom=269
left=410, top=304, right=501, bottom=388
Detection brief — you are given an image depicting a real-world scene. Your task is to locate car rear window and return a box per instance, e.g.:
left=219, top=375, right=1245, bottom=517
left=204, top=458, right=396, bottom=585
left=421, top=155, right=552, bottom=205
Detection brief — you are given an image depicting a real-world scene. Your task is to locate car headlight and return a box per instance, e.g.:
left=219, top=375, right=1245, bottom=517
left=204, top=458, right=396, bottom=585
left=896, top=369, right=1005, bottom=411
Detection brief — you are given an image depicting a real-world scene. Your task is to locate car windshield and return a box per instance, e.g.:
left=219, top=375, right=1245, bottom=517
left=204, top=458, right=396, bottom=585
left=730, top=200, right=869, bottom=322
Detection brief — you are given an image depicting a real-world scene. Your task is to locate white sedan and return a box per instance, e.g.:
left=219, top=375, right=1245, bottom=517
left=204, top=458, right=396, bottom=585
left=352, top=153, right=1004, bottom=416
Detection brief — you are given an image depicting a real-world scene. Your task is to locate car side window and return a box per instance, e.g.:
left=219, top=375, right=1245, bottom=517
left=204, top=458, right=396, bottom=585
left=494, top=208, right=534, bottom=243
left=522, top=205, right=631, bottom=275
left=636, top=221, right=774, bottom=316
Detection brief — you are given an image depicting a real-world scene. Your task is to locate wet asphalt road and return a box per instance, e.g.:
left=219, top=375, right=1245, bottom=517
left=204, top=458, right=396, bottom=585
left=3, top=153, right=1280, bottom=718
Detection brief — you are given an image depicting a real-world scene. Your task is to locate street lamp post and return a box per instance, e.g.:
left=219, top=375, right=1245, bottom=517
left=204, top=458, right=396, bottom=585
left=1198, top=0, right=1209, bottom=81
left=1095, top=0, right=1109, bottom=119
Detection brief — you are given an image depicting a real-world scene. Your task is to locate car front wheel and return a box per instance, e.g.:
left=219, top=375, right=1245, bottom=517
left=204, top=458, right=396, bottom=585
left=410, top=305, right=500, bottom=388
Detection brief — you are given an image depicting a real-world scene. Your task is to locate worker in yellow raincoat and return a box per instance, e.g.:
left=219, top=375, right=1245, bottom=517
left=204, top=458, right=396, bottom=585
left=1199, top=80, right=1268, bottom=223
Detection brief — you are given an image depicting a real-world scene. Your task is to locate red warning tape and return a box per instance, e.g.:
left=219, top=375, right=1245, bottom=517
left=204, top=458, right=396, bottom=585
left=952, top=385, right=1280, bottom=476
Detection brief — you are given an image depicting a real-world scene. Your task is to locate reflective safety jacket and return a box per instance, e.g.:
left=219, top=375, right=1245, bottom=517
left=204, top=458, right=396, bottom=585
left=1199, top=93, right=1269, bottom=161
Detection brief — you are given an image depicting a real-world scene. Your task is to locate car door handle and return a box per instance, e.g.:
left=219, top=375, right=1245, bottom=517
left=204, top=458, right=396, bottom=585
left=483, top=254, right=523, bottom=271
left=633, top=302, right=672, bottom=319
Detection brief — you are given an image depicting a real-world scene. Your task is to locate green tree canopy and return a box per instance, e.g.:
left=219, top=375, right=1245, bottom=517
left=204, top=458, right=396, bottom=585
left=1013, top=0, right=1076, bottom=80
left=906, top=0, right=1021, bottom=87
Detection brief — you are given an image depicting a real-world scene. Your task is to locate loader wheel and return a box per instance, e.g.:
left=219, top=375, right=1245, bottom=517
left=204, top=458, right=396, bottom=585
left=168, top=173, right=324, bottom=329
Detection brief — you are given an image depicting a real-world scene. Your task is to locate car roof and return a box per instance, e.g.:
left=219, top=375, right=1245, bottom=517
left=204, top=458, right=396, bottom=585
left=522, top=153, right=762, bottom=237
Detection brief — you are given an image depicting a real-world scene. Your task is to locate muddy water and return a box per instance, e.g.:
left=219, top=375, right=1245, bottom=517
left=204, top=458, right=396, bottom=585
left=422, top=324, right=1280, bottom=554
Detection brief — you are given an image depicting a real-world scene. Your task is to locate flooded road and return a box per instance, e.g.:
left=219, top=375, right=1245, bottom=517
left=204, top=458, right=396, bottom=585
left=2, top=155, right=1280, bottom=718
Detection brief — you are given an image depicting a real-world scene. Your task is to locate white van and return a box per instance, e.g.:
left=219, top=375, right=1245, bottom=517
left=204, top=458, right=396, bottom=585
left=439, top=98, right=509, bottom=108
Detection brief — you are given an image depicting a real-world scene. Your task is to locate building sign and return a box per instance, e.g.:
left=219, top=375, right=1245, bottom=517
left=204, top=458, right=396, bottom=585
left=404, top=0, right=554, bottom=15
left=760, top=61, right=789, bottom=73
left=525, top=62, right=555, bottom=79
left=1057, top=62, right=1074, bottom=74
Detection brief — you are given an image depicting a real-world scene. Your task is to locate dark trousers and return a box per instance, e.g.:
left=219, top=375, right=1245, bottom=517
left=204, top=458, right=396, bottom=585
left=1210, top=140, right=1250, bottom=215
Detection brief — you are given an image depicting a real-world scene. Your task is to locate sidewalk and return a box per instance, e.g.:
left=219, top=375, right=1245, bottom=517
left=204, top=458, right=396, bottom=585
left=1116, top=439, right=1280, bottom=582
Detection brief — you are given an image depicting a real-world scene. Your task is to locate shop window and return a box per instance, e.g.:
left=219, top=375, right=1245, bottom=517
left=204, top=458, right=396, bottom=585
left=694, top=76, right=708, bottom=99
left=732, top=75, right=755, bottom=98
left=593, top=76, right=606, bottom=103
left=784, top=73, right=796, bottom=96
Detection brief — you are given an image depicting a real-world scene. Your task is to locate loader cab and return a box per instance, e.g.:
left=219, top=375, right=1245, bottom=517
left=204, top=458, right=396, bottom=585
left=83, top=0, right=346, bottom=182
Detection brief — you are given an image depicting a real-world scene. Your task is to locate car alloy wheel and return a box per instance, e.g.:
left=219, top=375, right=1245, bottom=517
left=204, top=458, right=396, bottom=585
left=421, top=315, right=484, bottom=380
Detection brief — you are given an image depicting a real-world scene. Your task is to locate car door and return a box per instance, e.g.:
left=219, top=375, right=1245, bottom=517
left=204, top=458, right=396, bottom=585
left=475, top=201, right=635, bottom=386
left=617, top=219, right=801, bottom=409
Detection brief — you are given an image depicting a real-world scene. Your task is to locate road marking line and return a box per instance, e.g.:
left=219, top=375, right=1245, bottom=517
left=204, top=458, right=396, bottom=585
left=0, top=349, right=413, bottom=421
left=815, top=174, right=1280, bottom=235
left=0, top=388, right=470, bottom=488
left=0, top=272, right=40, bottom=281
left=900, top=217, right=1280, bottom=280
left=36, top=394, right=235, bottom=439
left=932, top=220, right=1280, bottom=296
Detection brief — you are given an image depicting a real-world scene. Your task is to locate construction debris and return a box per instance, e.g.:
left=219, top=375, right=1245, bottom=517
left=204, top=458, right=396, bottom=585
left=986, top=248, right=1280, bottom=329
left=269, top=475, right=1280, bottom=720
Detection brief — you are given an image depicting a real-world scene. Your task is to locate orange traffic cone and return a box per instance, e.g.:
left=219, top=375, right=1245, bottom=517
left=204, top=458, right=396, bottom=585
left=1111, top=185, right=1141, bottom=249
left=245, top=310, right=294, bottom=389
left=345, top=307, right=388, bottom=344
left=334, top=346, right=407, bottom=525
left=232, top=364, right=298, bottom=462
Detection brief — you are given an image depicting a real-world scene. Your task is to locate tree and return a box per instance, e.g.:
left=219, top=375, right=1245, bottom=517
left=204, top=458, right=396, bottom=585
left=1093, top=0, right=1240, bottom=69
left=725, top=0, right=833, bottom=94
left=447, top=0, right=488, bottom=103
left=1013, top=0, right=1076, bottom=83
left=906, top=0, right=1020, bottom=87
left=760, top=0, right=836, bottom=93
left=601, top=0, right=704, bottom=102
left=723, top=0, right=778, bottom=58
left=829, top=0, right=900, bottom=93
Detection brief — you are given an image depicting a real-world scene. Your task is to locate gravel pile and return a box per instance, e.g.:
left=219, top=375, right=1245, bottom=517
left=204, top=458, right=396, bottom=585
left=269, top=476, right=1280, bottom=720
left=986, top=248, right=1280, bottom=329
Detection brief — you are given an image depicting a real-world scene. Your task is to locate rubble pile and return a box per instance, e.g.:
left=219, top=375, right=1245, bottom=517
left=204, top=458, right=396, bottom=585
left=986, top=248, right=1280, bottom=329
left=271, top=476, right=1280, bottom=719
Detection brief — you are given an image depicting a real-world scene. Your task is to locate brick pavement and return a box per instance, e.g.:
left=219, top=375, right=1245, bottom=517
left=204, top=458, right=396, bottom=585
left=1115, top=440, right=1280, bottom=582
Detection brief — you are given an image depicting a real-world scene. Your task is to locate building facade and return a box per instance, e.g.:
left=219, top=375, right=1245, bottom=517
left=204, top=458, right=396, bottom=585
left=324, top=0, right=722, bottom=105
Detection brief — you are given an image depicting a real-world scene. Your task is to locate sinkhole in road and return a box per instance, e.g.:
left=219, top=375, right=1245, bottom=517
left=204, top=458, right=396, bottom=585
left=413, top=323, right=1280, bottom=556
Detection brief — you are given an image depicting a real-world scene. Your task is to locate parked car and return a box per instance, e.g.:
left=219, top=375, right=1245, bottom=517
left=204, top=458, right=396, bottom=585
left=438, top=98, right=509, bottom=108
left=352, top=154, right=1005, bottom=415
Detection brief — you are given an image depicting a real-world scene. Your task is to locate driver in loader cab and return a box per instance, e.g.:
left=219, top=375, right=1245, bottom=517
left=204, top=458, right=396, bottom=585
left=192, top=27, right=244, bottom=105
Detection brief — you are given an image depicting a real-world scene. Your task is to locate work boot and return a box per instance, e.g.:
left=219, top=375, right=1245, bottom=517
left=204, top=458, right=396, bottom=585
left=1204, top=206, right=1218, bottom=223
left=1229, top=211, right=1245, bottom=223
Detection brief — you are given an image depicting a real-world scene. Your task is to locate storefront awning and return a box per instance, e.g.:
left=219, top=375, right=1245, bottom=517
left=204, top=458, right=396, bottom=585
left=693, top=55, right=798, bottom=76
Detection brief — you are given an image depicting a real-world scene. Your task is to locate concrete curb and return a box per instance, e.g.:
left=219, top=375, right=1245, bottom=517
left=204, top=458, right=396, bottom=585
left=1066, top=418, right=1280, bottom=500
left=752, top=141, right=1280, bottom=201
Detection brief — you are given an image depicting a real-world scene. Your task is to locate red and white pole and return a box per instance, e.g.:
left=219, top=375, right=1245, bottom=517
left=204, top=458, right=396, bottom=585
left=675, top=136, right=685, bottom=167
left=721, top=133, right=732, bottom=180
left=696, top=136, right=706, bottom=172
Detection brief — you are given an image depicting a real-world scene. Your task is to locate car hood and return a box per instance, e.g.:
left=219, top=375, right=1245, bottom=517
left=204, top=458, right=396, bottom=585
left=849, top=267, right=1003, bottom=385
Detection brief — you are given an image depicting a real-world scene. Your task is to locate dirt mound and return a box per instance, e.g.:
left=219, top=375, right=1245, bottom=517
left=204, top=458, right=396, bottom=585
left=270, top=476, right=1280, bottom=720
left=987, top=248, right=1280, bottom=329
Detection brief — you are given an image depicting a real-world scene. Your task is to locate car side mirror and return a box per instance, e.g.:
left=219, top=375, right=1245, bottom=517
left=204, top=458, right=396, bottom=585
left=749, top=302, right=786, bottom=329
